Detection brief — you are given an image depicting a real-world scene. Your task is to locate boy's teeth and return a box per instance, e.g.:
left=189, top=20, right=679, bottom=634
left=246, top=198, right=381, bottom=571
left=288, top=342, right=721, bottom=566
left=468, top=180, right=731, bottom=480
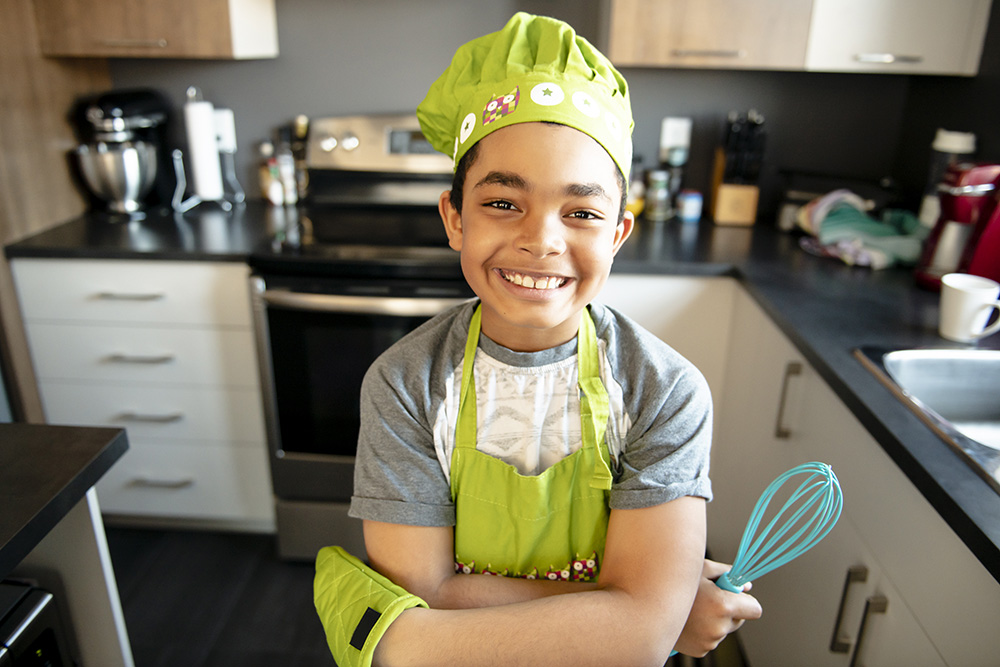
left=504, top=270, right=563, bottom=290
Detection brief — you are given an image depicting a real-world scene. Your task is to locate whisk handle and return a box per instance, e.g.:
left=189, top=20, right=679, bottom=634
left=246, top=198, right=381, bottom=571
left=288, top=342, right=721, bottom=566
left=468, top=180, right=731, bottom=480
left=715, top=571, right=743, bottom=593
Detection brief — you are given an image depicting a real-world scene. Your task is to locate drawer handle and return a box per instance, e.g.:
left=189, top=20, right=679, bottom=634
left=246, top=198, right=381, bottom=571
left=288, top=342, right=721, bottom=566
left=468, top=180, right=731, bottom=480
left=128, top=476, right=194, bottom=490
left=94, top=291, right=166, bottom=301
left=830, top=565, right=868, bottom=653
left=98, top=38, right=169, bottom=49
left=670, top=48, right=747, bottom=59
left=117, top=411, right=184, bottom=423
left=849, top=594, right=888, bottom=667
left=106, top=353, right=176, bottom=365
left=775, top=361, right=803, bottom=439
left=854, top=53, right=923, bottom=65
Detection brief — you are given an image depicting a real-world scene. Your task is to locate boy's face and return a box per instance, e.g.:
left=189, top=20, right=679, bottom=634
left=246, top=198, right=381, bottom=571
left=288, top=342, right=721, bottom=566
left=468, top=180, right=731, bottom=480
left=439, top=122, right=634, bottom=352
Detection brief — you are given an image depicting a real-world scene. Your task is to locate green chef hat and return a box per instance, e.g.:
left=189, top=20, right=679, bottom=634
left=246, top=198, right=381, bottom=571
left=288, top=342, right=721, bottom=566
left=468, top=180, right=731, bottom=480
left=417, top=12, right=633, bottom=181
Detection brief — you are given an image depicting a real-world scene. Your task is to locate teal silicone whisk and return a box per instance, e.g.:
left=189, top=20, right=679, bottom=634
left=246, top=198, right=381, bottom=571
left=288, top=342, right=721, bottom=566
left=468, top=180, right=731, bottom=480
left=671, top=462, right=842, bottom=657
left=715, top=461, right=843, bottom=592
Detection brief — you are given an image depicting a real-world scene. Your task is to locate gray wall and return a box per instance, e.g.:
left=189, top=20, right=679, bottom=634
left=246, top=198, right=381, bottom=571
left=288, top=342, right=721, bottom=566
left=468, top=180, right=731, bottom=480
left=108, top=0, right=998, bottom=221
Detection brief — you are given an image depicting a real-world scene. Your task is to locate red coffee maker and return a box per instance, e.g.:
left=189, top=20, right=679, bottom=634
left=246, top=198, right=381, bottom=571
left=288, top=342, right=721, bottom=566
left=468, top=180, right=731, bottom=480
left=961, top=192, right=1000, bottom=283
left=915, top=162, right=1000, bottom=290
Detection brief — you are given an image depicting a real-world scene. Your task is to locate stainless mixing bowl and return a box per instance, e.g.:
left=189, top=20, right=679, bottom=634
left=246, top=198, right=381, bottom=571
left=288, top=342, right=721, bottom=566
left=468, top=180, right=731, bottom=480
left=75, top=140, right=158, bottom=213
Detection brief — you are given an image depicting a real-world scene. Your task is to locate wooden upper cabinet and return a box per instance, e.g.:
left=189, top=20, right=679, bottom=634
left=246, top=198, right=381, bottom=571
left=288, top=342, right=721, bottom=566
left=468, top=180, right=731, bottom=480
left=605, top=0, right=814, bottom=71
left=31, top=0, right=278, bottom=60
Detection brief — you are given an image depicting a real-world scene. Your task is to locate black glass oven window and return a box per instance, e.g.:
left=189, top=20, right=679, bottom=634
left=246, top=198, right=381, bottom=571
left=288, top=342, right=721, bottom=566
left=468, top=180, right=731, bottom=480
left=267, top=308, right=432, bottom=457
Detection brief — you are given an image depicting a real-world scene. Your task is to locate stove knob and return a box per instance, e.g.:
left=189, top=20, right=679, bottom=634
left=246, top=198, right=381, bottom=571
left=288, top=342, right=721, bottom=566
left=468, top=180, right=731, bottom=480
left=319, top=135, right=338, bottom=152
left=341, top=132, right=360, bottom=151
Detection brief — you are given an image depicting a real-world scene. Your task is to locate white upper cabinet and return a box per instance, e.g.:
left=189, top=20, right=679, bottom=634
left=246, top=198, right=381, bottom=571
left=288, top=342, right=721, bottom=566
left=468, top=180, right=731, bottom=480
left=805, top=0, right=992, bottom=75
left=604, top=0, right=992, bottom=75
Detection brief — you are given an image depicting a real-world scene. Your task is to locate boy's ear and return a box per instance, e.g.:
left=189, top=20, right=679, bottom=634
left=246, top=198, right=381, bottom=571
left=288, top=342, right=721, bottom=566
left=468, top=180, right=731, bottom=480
left=439, top=190, right=463, bottom=251
left=611, top=211, right=635, bottom=256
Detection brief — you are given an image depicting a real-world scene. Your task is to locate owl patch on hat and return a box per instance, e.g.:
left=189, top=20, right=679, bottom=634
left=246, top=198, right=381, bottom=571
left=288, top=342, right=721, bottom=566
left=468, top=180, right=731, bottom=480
left=483, top=87, right=520, bottom=125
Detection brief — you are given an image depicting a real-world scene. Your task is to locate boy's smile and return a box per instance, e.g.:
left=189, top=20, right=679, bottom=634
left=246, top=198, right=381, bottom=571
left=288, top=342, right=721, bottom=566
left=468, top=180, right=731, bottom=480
left=440, top=122, right=634, bottom=352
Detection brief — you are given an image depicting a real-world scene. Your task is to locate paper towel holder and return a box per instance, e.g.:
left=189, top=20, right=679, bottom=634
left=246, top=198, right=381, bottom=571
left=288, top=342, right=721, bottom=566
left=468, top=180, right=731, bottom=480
left=171, top=147, right=245, bottom=213
left=172, top=86, right=245, bottom=214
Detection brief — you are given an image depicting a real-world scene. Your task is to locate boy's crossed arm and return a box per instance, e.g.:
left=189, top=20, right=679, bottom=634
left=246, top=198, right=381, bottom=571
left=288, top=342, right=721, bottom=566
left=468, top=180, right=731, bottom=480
left=361, top=496, right=752, bottom=667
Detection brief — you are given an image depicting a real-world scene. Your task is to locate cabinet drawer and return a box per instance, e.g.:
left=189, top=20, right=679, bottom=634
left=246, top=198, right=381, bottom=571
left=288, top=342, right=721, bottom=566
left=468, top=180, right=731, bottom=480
left=39, top=382, right=265, bottom=443
left=96, top=440, right=273, bottom=522
left=11, top=259, right=252, bottom=326
left=26, top=322, right=259, bottom=387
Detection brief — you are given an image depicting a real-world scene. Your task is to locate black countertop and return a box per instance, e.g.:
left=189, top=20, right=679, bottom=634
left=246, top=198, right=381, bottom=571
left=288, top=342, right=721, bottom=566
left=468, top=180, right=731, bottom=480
left=6, top=202, right=1000, bottom=581
left=1, top=424, right=128, bottom=579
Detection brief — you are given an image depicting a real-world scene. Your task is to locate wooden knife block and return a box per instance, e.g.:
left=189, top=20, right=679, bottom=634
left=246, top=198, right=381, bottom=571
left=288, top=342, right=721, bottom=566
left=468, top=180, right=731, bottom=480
left=710, top=147, right=760, bottom=226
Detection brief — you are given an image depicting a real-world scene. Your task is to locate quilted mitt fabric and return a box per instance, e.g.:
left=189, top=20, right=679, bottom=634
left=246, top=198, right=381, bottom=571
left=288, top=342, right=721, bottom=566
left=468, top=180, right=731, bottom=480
left=314, top=546, right=428, bottom=667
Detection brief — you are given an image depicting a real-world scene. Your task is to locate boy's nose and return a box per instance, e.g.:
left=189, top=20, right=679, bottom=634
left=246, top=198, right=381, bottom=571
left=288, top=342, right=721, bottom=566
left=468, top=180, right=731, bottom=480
left=516, top=213, right=565, bottom=258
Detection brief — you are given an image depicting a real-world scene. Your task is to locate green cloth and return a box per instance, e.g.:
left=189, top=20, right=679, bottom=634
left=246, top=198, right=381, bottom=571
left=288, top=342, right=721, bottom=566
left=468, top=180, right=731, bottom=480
left=417, top=12, right=633, bottom=180
left=812, top=203, right=928, bottom=267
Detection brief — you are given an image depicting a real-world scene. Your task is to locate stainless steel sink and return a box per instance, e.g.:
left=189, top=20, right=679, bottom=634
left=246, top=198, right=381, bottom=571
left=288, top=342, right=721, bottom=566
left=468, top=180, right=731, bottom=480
left=855, top=347, right=1000, bottom=493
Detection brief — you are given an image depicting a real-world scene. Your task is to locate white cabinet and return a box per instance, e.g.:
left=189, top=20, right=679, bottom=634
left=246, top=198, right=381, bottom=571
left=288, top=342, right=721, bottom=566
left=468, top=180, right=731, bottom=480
left=805, top=0, right=991, bottom=76
left=712, top=286, right=1000, bottom=666
left=11, top=258, right=274, bottom=531
left=603, top=0, right=991, bottom=75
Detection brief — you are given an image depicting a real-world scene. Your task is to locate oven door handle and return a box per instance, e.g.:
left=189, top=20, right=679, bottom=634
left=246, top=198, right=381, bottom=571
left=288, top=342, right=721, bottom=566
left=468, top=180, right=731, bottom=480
left=260, top=289, right=470, bottom=317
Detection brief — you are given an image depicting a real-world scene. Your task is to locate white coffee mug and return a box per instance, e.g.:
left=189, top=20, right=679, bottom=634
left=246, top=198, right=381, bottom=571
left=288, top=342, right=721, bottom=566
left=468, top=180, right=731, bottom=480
left=939, top=273, right=1000, bottom=342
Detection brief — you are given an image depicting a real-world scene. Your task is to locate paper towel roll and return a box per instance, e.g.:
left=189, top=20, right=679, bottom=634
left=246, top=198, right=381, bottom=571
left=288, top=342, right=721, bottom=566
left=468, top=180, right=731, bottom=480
left=184, top=98, right=224, bottom=201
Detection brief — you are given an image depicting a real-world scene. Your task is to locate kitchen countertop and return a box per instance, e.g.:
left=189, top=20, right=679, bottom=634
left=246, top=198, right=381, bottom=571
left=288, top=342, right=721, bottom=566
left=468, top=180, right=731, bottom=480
left=0, top=423, right=128, bottom=579
left=6, top=202, right=1000, bottom=581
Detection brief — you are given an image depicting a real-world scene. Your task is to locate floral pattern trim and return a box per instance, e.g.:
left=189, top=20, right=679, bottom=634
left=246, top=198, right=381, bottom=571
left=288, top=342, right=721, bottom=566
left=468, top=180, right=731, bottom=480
left=455, top=552, right=599, bottom=582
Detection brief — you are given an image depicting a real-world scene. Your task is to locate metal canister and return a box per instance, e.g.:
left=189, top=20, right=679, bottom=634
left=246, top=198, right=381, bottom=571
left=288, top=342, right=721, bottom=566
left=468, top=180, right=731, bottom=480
left=645, top=169, right=671, bottom=221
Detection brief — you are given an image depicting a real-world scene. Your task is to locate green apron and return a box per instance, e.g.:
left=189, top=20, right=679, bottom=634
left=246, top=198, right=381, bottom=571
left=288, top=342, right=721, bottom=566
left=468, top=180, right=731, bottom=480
left=450, top=305, right=614, bottom=581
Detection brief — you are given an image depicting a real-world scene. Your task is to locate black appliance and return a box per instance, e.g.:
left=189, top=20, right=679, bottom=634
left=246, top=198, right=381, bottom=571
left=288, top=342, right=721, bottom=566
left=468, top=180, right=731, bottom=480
left=0, top=581, right=72, bottom=667
left=249, top=114, right=473, bottom=560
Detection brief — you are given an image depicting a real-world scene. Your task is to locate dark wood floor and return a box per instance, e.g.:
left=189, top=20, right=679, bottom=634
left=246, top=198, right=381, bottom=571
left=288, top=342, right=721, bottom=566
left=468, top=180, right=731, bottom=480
left=105, top=527, right=744, bottom=667
left=105, top=527, right=335, bottom=667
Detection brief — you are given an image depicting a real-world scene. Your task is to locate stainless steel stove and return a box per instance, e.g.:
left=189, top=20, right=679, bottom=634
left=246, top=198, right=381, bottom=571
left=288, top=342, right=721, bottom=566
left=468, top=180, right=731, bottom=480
left=249, top=114, right=473, bottom=560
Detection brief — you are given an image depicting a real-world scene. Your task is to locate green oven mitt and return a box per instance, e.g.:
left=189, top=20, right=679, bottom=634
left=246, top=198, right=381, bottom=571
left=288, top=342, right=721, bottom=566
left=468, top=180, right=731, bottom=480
left=314, top=545, right=428, bottom=667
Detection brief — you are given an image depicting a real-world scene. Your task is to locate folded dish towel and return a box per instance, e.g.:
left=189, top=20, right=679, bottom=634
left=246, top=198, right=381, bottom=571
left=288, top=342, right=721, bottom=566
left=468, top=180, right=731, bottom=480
left=796, top=189, right=928, bottom=269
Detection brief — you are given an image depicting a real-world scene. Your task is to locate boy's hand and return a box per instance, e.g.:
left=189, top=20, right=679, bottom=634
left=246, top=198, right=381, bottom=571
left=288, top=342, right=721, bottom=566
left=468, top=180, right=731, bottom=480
left=674, top=558, right=763, bottom=657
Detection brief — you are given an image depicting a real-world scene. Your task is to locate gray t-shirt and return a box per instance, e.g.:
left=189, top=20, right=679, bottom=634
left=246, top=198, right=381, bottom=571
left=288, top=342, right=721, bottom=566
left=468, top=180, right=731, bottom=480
left=349, top=300, right=712, bottom=527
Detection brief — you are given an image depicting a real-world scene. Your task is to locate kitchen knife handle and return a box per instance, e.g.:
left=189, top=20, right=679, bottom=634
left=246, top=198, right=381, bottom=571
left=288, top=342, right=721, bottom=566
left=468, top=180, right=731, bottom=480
left=775, top=361, right=803, bottom=439
left=854, top=53, right=923, bottom=65
left=830, top=565, right=869, bottom=653
left=849, top=594, right=889, bottom=667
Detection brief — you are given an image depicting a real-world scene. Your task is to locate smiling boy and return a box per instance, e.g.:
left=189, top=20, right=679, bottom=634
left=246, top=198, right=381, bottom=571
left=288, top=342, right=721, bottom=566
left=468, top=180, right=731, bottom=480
left=315, top=12, right=760, bottom=667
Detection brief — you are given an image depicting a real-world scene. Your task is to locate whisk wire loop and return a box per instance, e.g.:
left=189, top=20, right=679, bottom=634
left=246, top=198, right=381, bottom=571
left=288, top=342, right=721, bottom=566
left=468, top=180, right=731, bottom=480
left=724, top=462, right=843, bottom=590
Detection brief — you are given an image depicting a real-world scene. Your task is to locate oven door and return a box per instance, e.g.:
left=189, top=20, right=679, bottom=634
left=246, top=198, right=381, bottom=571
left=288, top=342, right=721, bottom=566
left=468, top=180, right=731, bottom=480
left=251, top=274, right=472, bottom=503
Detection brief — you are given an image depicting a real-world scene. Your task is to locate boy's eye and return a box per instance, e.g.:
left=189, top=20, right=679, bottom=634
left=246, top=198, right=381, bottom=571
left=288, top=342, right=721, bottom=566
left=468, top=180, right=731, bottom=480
left=568, top=210, right=602, bottom=221
left=485, top=200, right=516, bottom=210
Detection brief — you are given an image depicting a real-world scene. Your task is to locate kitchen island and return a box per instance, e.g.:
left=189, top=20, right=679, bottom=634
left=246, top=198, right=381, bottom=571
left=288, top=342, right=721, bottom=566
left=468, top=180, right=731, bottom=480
left=1, top=423, right=133, bottom=666
left=7, top=202, right=997, bottom=580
